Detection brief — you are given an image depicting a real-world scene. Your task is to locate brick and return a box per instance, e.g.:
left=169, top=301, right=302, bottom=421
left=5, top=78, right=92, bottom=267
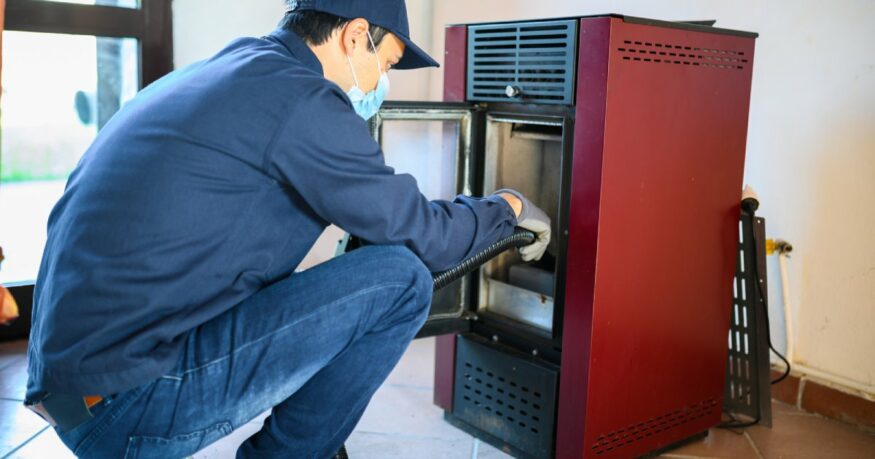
left=770, top=369, right=800, bottom=406
left=801, top=380, right=875, bottom=432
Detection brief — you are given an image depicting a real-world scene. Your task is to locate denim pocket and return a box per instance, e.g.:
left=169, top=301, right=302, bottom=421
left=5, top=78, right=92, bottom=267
left=123, top=421, right=233, bottom=459
left=70, top=384, right=153, bottom=458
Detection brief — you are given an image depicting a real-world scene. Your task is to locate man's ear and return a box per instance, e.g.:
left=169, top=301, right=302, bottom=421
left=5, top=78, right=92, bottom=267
left=340, top=18, right=371, bottom=56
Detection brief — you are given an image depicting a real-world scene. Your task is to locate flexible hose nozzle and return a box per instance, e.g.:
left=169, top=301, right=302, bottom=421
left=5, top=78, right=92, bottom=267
left=432, top=228, right=536, bottom=291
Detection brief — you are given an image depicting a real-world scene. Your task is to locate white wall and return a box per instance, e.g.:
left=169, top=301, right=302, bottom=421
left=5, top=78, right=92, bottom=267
left=172, top=1, right=875, bottom=393
left=172, top=0, right=286, bottom=68
left=172, top=0, right=435, bottom=99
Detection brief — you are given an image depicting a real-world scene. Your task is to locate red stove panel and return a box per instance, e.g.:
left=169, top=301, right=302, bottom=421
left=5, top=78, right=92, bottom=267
left=558, top=17, right=755, bottom=458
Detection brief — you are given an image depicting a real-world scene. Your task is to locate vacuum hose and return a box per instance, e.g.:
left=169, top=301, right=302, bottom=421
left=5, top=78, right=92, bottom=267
left=431, top=228, right=536, bottom=291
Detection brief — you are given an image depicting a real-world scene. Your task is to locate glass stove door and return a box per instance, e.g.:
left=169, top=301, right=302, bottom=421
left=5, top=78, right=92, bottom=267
left=368, top=101, right=479, bottom=338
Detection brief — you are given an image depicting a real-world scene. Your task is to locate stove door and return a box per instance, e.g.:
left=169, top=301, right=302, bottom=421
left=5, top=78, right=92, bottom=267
left=369, top=101, right=481, bottom=338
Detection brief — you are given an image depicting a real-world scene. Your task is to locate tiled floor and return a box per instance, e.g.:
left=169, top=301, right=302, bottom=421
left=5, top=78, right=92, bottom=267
left=2, top=338, right=874, bottom=458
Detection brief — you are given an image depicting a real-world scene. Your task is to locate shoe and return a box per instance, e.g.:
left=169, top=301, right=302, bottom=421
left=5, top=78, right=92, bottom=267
left=333, top=444, right=349, bottom=459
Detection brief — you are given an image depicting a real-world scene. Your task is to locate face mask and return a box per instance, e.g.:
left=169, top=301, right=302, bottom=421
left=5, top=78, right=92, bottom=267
left=346, top=31, right=390, bottom=120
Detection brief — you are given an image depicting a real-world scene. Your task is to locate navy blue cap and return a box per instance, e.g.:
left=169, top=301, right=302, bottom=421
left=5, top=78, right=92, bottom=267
left=286, top=0, right=439, bottom=70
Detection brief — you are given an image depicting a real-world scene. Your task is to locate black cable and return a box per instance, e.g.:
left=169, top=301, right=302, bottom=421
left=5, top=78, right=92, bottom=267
left=747, top=219, right=792, bottom=385
left=719, top=411, right=760, bottom=432
left=431, top=228, right=536, bottom=291
left=762, top=303, right=792, bottom=385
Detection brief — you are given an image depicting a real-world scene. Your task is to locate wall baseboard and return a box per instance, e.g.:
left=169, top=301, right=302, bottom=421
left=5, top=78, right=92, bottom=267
left=771, top=366, right=875, bottom=434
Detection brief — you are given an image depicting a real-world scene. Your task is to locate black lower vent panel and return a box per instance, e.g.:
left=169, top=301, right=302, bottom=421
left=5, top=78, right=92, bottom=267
left=452, top=334, right=558, bottom=458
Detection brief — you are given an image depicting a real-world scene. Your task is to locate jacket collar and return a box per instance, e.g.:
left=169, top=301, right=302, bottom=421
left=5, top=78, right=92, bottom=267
left=268, top=27, right=324, bottom=75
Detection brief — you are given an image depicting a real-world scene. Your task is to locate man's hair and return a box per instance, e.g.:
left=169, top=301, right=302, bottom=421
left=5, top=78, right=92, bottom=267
left=281, top=10, right=389, bottom=49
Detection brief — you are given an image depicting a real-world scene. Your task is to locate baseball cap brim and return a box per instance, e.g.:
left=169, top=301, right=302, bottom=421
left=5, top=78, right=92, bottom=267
left=392, top=33, right=440, bottom=70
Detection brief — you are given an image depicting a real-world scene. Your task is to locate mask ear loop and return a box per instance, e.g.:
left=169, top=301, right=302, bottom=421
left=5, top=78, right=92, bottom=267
left=347, top=30, right=382, bottom=91
left=366, top=30, right=384, bottom=75
left=346, top=52, right=361, bottom=89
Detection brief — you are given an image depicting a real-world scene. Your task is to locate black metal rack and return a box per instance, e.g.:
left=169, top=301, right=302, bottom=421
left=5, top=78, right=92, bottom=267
left=723, top=212, right=772, bottom=426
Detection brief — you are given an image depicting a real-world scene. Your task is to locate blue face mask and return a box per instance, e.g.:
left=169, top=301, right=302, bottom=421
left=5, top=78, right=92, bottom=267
left=346, top=31, right=390, bottom=121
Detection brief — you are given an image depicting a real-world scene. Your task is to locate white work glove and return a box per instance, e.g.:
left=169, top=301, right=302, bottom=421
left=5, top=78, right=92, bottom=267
left=495, top=189, right=551, bottom=262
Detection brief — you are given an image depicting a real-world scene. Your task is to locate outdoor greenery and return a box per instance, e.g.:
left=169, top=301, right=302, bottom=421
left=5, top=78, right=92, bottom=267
left=0, top=125, right=90, bottom=183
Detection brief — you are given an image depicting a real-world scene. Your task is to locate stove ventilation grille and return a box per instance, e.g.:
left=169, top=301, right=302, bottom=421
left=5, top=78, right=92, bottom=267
left=590, top=399, right=719, bottom=455
left=467, top=19, right=577, bottom=105
left=618, top=39, right=748, bottom=69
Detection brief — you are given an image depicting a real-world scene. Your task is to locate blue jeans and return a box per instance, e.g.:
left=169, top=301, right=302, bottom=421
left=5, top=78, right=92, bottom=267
left=54, top=245, right=433, bottom=458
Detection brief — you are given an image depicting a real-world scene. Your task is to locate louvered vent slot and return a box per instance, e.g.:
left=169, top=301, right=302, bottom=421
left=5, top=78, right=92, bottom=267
left=618, top=39, right=748, bottom=69
left=459, top=362, right=550, bottom=437
left=727, top=219, right=754, bottom=407
left=467, top=20, right=577, bottom=105
left=453, top=335, right=558, bottom=457
left=590, top=399, right=719, bottom=455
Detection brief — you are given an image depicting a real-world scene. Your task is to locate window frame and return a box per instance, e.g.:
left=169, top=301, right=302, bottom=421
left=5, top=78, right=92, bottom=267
left=4, top=0, right=174, bottom=87
left=0, top=0, right=173, bottom=338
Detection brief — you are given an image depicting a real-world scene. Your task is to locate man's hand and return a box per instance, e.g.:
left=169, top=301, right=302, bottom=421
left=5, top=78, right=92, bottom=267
left=496, top=189, right=551, bottom=262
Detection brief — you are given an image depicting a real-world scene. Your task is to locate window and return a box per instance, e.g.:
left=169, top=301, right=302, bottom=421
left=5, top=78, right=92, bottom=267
left=34, top=0, right=140, bottom=8
left=0, top=0, right=173, bottom=284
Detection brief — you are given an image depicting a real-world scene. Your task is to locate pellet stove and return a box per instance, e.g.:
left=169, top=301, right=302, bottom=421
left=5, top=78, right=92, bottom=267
left=369, top=14, right=757, bottom=458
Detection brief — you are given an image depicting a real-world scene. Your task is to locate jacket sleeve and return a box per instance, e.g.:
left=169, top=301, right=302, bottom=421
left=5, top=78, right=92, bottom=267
left=265, top=83, right=517, bottom=272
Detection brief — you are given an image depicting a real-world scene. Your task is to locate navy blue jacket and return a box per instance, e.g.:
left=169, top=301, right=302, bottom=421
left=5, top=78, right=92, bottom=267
left=27, top=28, right=516, bottom=398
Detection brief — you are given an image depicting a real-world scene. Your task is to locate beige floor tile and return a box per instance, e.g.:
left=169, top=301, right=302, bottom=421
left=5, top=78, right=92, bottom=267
left=770, top=400, right=814, bottom=417
left=0, top=400, right=49, bottom=456
left=659, top=428, right=760, bottom=458
left=747, top=402, right=875, bottom=459
left=0, top=357, right=29, bottom=401
left=475, top=438, right=514, bottom=458
left=354, top=382, right=470, bottom=442
left=6, top=428, right=75, bottom=459
left=384, top=337, right=436, bottom=390
left=346, top=431, right=472, bottom=459
left=0, top=340, right=28, bottom=369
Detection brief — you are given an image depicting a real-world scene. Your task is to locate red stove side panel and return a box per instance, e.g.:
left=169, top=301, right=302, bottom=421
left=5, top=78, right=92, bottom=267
left=443, top=25, right=468, bottom=103
left=434, top=334, right=456, bottom=410
left=581, top=19, right=756, bottom=458
left=556, top=16, right=613, bottom=459
left=434, top=24, right=468, bottom=412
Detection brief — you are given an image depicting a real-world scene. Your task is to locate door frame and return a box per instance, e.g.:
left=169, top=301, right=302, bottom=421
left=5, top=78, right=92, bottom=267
left=368, top=101, right=484, bottom=338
